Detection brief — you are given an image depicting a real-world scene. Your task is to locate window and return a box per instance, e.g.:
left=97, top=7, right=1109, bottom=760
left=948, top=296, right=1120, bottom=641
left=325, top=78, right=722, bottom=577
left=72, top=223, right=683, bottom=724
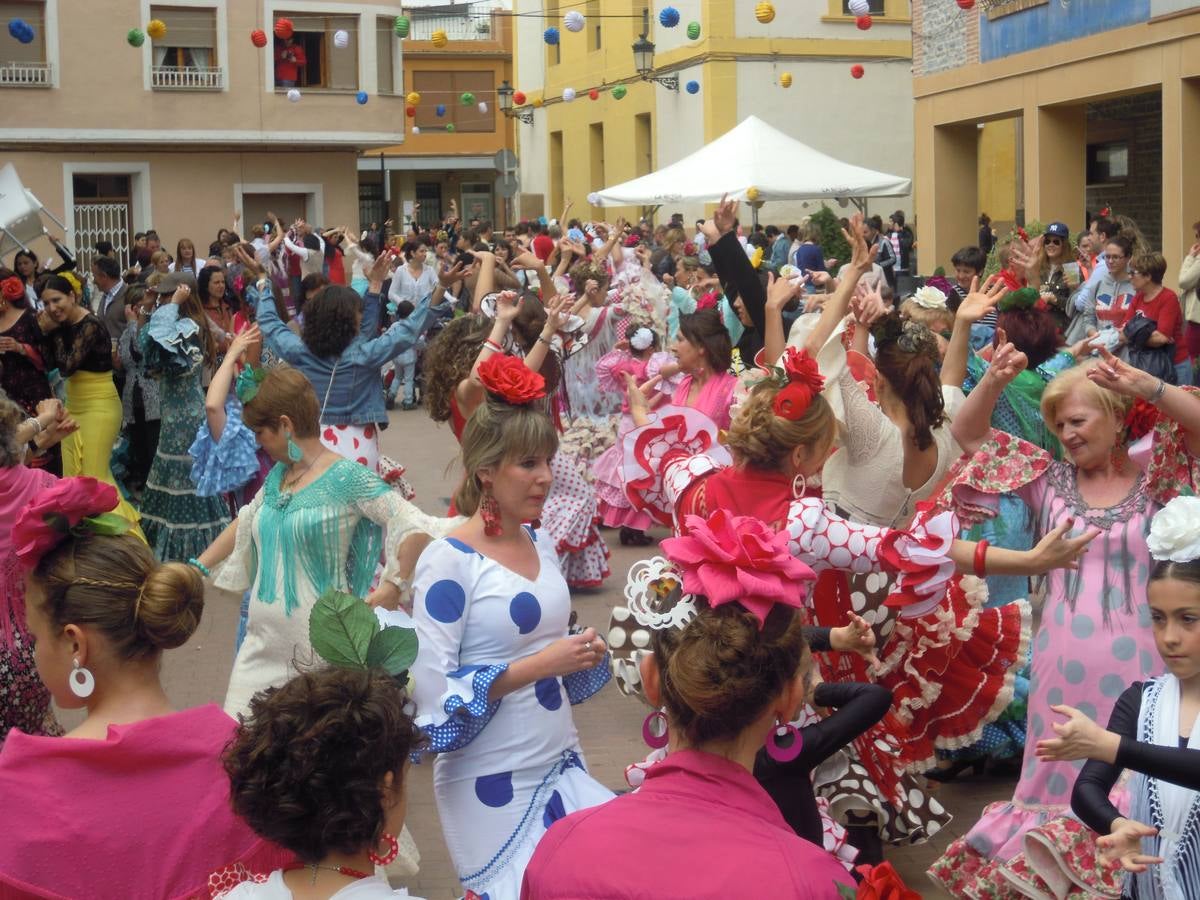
left=634, top=114, right=652, bottom=177
left=586, top=0, right=601, bottom=51
left=460, top=182, right=493, bottom=224
left=1087, top=142, right=1129, bottom=185
left=412, top=70, right=496, bottom=132
left=0, top=0, right=50, bottom=86
left=546, top=0, right=560, bottom=67
left=841, top=0, right=885, bottom=12
left=376, top=16, right=395, bottom=94
left=415, top=182, right=441, bottom=230
left=149, top=5, right=220, bottom=89
left=72, top=174, right=133, bottom=270
left=359, top=179, right=384, bottom=229
left=589, top=123, right=605, bottom=202
left=275, top=12, right=358, bottom=90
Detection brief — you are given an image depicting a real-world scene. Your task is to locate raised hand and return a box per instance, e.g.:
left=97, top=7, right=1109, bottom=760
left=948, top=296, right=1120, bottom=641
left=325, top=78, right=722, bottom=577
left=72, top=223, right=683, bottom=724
left=985, top=333, right=1029, bottom=388
left=711, top=194, right=739, bottom=237
left=1035, top=703, right=1120, bottom=763
left=494, top=290, right=522, bottom=323
left=1098, top=819, right=1162, bottom=874
left=228, top=324, right=261, bottom=363
left=850, top=283, right=888, bottom=327
left=543, top=293, right=571, bottom=333
left=840, top=213, right=876, bottom=273
left=623, top=371, right=651, bottom=424
left=1087, top=347, right=1162, bottom=400
left=955, top=276, right=1009, bottom=324
left=766, top=271, right=804, bottom=310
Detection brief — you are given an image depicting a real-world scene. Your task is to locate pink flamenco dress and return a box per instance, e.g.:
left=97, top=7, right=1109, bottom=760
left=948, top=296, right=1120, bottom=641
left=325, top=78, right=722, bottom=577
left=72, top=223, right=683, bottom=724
left=927, top=404, right=1200, bottom=900
left=616, top=405, right=964, bottom=850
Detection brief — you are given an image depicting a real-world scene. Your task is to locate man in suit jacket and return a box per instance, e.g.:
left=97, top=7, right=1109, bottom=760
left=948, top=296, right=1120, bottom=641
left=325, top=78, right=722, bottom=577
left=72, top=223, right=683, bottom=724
left=91, top=256, right=128, bottom=342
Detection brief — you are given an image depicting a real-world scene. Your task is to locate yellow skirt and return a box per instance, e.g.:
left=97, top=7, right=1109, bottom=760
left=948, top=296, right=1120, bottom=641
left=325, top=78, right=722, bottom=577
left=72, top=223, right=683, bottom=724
left=63, top=370, right=144, bottom=537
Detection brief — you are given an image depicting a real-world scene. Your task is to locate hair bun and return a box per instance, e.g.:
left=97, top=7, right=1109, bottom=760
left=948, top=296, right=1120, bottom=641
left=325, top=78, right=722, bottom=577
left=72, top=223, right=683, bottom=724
left=135, top=562, right=205, bottom=651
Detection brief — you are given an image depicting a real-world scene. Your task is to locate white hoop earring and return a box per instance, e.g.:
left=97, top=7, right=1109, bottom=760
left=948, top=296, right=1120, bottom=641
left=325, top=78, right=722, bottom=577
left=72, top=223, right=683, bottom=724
left=791, top=473, right=808, bottom=499
left=69, top=659, right=95, bottom=699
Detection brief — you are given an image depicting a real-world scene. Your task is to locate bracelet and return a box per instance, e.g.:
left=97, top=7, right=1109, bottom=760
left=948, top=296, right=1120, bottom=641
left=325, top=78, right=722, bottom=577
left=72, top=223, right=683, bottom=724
left=1147, top=379, right=1167, bottom=405
left=537, top=334, right=553, bottom=346
left=23, top=416, right=44, bottom=435
left=186, top=558, right=211, bottom=578
left=973, top=540, right=989, bottom=578
left=482, top=339, right=504, bottom=354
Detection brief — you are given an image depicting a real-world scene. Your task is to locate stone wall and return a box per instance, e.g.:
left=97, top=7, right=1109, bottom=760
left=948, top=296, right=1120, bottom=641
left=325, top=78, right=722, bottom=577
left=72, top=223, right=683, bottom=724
left=913, top=0, right=978, bottom=78
left=1085, top=92, right=1162, bottom=250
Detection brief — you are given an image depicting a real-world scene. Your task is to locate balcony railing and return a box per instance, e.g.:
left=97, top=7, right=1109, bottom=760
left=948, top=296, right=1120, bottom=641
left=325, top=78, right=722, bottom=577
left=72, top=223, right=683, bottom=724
left=151, top=65, right=224, bottom=90
left=0, top=61, right=53, bottom=87
left=409, top=12, right=499, bottom=42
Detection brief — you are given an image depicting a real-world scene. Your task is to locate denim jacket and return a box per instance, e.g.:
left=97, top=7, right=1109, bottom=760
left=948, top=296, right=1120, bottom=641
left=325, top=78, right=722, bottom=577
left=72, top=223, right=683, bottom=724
left=251, top=283, right=429, bottom=426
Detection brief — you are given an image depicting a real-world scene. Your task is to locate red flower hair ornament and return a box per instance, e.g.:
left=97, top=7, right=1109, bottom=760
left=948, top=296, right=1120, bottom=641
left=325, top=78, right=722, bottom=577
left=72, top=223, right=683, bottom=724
left=660, top=510, right=816, bottom=629
left=1, top=276, right=24, bottom=302
left=771, top=346, right=826, bottom=421
left=477, top=354, right=546, bottom=405
left=694, top=290, right=720, bottom=311
left=13, top=477, right=131, bottom=570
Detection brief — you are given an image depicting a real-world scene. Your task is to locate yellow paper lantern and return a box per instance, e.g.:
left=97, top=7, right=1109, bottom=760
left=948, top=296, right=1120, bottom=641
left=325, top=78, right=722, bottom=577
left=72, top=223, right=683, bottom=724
left=780, top=72, right=793, bottom=88
left=746, top=186, right=760, bottom=201
left=146, top=18, right=167, bottom=40
left=755, top=2, right=776, bottom=24
left=532, top=96, right=544, bottom=108
left=431, top=29, right=448, bottom=47
left=406, top=91, right=421, bottom=105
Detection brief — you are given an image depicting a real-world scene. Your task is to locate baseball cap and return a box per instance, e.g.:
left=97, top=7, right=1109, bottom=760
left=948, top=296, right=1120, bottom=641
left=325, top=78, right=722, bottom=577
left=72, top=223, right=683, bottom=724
left=1044, top=222, right=1070, bottom=240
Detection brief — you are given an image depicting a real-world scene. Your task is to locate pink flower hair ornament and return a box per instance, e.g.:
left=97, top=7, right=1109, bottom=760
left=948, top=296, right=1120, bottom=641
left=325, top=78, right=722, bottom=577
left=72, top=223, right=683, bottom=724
left=12, top=477, right=131, bottom=570
left=660, top=510, right=816, bottom=628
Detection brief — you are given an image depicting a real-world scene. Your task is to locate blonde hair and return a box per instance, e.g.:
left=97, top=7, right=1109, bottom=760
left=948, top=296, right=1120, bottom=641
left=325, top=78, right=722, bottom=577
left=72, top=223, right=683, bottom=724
left=899, top=298, right=954, bottom=335
left=725, top=381, right=835, bottom=471
left=1040, top=358, right=1132, bottom=432
left=32, top=532, right=204, bottom=660
left=242, top=366, right=320, bottom=438
left=454, top=397, right=558, bottom=515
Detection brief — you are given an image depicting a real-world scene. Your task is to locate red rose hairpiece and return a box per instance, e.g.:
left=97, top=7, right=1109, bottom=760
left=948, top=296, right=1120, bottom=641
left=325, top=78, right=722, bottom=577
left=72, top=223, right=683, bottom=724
left=477, top=354, right=546, bottom=405
left=1, top=276, right=24, bottom=302
left=1016, top=226, right=1029, bottom=242
left=771, top=346, right=825, bottom=421
left=1100, top=207, right=1112, bottom=218
left=660, top=510, right=816, bottom=628
left=12, top=477, right=131, bottom=570
left=695, top=290, right=720, bottom=311
left=1125, top=398, right=1163, bottom=442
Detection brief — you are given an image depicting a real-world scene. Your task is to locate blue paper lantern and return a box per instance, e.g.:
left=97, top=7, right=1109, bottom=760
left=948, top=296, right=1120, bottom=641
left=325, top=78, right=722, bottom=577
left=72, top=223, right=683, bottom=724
left=659, top=7, right=680, bottom=28
left=685, top=80, right=700, bottom=94
left=435, top=103, right=446, bottom=117
left=356, top=91, right=369, bottom=104
left=8, top=19, right=34, bottom=43
left=543, top=26, right=560, bottom=45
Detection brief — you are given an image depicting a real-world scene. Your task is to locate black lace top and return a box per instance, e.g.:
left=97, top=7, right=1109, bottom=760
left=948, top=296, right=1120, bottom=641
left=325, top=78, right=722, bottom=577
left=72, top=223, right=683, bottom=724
left=0, top=309, right=53, bottom=415
left=42, top=313, right=113, bottom=376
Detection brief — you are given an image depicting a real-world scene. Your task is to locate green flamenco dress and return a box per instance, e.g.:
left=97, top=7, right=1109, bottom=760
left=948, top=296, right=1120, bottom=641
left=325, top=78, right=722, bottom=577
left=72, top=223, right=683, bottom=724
left=138, top=304, right=231, bottom=562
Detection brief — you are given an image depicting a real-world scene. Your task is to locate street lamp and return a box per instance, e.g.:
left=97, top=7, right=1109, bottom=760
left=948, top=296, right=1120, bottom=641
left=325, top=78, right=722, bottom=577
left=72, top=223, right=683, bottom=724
left=631, top=33, right=679, bottom=91
left=497, top=79, right=533, bottom=125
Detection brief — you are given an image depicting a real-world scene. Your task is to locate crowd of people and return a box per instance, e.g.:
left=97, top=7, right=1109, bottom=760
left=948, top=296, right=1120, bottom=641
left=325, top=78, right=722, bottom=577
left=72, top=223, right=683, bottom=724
left=0, top=194, right=1198, bottom=900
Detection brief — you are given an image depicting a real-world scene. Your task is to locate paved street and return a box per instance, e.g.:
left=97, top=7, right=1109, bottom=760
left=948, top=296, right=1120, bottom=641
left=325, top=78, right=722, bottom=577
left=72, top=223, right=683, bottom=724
left=62, top=408, right=1016, bottom=897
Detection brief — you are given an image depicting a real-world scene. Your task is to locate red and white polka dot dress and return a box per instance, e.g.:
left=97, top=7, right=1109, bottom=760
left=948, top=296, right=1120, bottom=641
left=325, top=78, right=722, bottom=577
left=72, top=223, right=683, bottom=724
left=319, top=422, right=381, bottom=473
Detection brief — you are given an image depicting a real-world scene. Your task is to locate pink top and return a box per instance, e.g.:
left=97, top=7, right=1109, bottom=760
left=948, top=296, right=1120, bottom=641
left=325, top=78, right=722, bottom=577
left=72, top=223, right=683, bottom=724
left=672, top=371, right=738, bottom=431
left=520, top=749, right=852, bottom=899
left=0, top=465, right=56, bottom=646
left=0, top=704, right=290, bottom=899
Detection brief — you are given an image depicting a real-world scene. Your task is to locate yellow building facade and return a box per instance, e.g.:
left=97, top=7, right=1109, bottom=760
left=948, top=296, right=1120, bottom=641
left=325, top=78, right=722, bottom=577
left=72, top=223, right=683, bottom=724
left=514, top=0, right=914, bottom=226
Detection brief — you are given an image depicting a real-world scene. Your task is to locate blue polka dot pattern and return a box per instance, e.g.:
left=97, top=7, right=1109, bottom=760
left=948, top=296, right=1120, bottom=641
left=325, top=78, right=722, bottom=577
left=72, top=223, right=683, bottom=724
left=475, top=771, right=514, bottom=808
left=1063, top=660, right=1086, bottom=684
left=1046, top=772, right=1068, bottom=797
left=1070, top=614, right=1094, bottom=640
left=564, top=656, right=612, bottom=704
left=421, top=663, right=508, bottom=753
left=542, top=789, right=566, bottom=829
left=1076, top=701, right=1098, bottom=722
left=1100, top=674, right=1126, bottom=697
left=510, top=592, right=542, bottom=634
left=1112, top=636, right=1137, bottom=661
left=1046, top=687, right=1063, bottom=707
left=445, top=537, right=480, bottom=556
left=535, top=677, right=563, bottom=711
left=1140, top=649, right=1155, bottom=672
left=426, top=579, right=466, bottom=623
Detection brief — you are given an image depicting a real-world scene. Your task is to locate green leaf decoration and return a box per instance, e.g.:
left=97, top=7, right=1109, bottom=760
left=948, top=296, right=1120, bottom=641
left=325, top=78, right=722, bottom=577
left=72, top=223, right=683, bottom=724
left=309, top=589, right=376, bottom=669
left=835, top=883, right=857, bottom=900
left=42, top=512, right=71, bottom=534
left=366, top=624, right=418, bottom=677
left=81, top=512, right=133, bottom=537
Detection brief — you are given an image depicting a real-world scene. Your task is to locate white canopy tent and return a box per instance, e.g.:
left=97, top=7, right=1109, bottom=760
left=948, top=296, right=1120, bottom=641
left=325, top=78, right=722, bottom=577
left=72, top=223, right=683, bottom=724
left=591, top=115, right=910, bottom=207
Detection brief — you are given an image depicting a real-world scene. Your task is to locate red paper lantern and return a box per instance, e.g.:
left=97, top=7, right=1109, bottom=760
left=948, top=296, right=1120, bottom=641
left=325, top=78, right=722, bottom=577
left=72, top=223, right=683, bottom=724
left=588, top=88, right=599, bottom=100
left=856, top=14, right=872, bottom=29
left=851, top=64, right=864, bottom=79
left=273, top=18, right=293, bottom=40
left=956, top=0, right=976, bottom=8
left=513, top=90, right=527, bottom=105
left=250, top=28, right=267, bottom=48
left=406, top=105, right=416, bottom=118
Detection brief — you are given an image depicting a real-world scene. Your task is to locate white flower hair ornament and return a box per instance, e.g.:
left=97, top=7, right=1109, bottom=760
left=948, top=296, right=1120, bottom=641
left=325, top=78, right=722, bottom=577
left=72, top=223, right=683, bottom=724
left=911, top=285, right=948, bottom=310
left=629, top=327, right=655, bottom=352
left=608, top=557, right=697, bottom=704
left=1147, top=495, right=1200, bottom=563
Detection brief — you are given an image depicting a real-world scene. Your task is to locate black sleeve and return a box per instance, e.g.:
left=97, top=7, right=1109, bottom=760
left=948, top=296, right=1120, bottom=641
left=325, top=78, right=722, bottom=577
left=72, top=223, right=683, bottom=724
left=707, top=231, right=767, bottom=338
left=1115, top=728, right=1200, bottom=792
left=1071, top=683, right=1143, bottom=834
left=791, top=682, right=893, bottom=772
left=803, top=626, right=832, bottom=653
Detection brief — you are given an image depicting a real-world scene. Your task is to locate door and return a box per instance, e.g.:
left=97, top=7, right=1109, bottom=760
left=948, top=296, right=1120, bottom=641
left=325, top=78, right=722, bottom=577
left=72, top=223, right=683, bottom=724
left=72, top=174, right=132, bottom=270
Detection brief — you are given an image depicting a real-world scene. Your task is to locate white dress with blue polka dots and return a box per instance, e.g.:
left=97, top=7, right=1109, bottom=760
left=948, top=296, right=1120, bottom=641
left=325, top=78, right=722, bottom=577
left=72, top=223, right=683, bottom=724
left=412, top=528, right=613, bottom=900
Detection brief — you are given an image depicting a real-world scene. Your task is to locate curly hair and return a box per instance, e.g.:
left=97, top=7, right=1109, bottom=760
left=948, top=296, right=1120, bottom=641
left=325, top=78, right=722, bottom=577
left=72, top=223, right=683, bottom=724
left=870, top=312, right=945, bottom=451
left=300, top=285, right=359, bottom=358
left=223, top=667, right=426, bottom=863
left=568, top=259, right=609, bottom=294
left=422, top=314, right=494, bottom=422
left=725, top=380, right=835, bottom=472
left=0, top=394, right=27, bottom=468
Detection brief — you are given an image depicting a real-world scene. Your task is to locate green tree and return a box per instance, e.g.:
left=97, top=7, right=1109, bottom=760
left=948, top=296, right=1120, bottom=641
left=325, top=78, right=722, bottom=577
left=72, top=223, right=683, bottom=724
left=810, top=206, right=851, bottom=270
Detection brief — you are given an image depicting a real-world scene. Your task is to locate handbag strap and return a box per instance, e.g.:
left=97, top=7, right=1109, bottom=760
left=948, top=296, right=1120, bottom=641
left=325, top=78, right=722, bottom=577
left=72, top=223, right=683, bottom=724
left=320, top=359, right=339, bottom=421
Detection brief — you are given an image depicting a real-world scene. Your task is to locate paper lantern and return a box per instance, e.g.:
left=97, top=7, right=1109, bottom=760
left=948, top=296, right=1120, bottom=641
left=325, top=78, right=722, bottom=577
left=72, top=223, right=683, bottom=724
left=393, top=15, right=410, bottom=38
left=126, top=27, right=145, bottom=47
left=412, top=125, right=420, bottom=134
left=848, top=0, right=870, bottom=14
left=611, top=85, right=627, bottom=100
left=406, top=105, right=416, bottom=118
left=478, top=101, right=488, bottom=113
left=435, top=104, right=446, bottom=117
left=685, top=80, right=699, bottom=94
left=250, top=28, right=268, bottom=48
left=333, top=29, right=349, bottom=49
left=356, top=91, right=369, bottom=104
left=588, top=88, right=599, bottom=100
left=564, top=10, right=585, bottom=32
left=287, top=88, right=302, bottom=103
left=659, top=6, right=680, bottom=28
left=8, top=19, right=33, bottom=43
left=957, top=0, right=976, bottom=7
left=460, top=91, right=475, bottom=105
left=146, top=19, right=167, bottom=40
left=856, top=14, right=872, bottom=29
left=533, top=96, right=544, bottom=108
left=686, top=21, right=701, bottom=40
left=543, top=26, right=560, bottom=45
left=513, top=90, right=527, bottom=105
left=562, top=87, right=576, bottom=102
left=274, top=18, right=293, bottom=40
left=406, top=91, right=421, bottom=105
left=446, top=123, right=456, bottom=133
left=431, top=29, right=447, bottom=47
left=587, top=192, right=600, bottom=205
left=850, top=64, right=864, bottom=79
left=780, top=72, right=792, bottom=88
left=746, top=187, right=760, bottom=201
left=755, top=2, right=775, bottom=24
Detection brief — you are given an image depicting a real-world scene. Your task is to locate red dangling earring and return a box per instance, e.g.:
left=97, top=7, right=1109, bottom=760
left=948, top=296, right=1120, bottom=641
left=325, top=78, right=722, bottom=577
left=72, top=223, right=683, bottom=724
left=480, top=487, right=502, bottom=537
left=368, top=831, right=399, bottom=867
